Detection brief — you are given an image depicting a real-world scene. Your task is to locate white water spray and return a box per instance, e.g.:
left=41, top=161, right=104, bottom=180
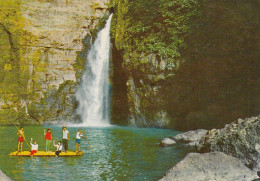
left=76, top=14, right=113, bottom=126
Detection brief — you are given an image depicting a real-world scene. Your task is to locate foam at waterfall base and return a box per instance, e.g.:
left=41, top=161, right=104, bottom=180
left=67, top=123, right=114, bottom=128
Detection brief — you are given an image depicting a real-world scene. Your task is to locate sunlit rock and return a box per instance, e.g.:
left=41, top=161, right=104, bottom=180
left=159, top=138, right=176, bottom=147
left=159, top=152, right=258, bottom=181
left=0, top=170, right=12, bottom=181
left=173, top=129, right=207, bottom=147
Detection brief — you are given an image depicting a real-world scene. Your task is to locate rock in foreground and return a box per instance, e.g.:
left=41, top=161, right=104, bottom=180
left=159, top=152, right=258, bottom=181
left=172, top=129, right=207, bottom=147
left=197, top=116, right=260, bottom=169
left=0, top=170, right=12, bottom=181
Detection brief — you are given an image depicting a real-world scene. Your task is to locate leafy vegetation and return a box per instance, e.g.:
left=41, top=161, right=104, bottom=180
left=112, top=0, right=200, bottom=69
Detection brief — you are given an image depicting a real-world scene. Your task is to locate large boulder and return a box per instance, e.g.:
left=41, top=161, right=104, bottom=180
left=172, top=129, right=207, bottom=147
left=159, top=152, right=258, bottom=181
left=197, top=116, right=260, bottom=169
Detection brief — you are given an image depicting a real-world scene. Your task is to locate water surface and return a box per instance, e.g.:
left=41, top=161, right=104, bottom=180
left=0, top=126, right=190, bottom=181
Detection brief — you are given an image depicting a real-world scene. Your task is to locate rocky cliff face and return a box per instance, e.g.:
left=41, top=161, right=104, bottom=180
left=111, top=48, right=172, bottom=128
left=110, top=0, right=193, bottom=127
left=110, top=0, right=260, bottom=129
left=125, top=57, right=171, bottom=128
left=0, top=0, right=109, bottom=125
left=1, top=0, right=259, bottom=128
left=22, top=0, right=109, bottom=89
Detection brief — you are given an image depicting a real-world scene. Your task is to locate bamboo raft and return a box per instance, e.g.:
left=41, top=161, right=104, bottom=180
left=9, top=151, right=84, bottom=157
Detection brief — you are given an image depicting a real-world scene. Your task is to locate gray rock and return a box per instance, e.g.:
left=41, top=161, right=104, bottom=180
left=159, top=152, right=258, bottom=181
left=0, top=170, right=12, bottom=181
left=159, top=138, right=176, bottom=147
left=173, top=129, right=207, bottom=147
left=197, top=116, right=260, bottom=169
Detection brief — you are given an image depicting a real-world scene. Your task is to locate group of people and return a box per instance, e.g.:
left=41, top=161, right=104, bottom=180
left=17, top=126, right=87, bottom=158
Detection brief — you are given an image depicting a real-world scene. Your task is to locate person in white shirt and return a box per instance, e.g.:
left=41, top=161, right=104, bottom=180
left=53, top=140, right=63, bottom=157
left=30, top=138, right=38, bottom=158
left=75, top=129, right=86, bottom=152
left=62, top=126, right=69, bottom=152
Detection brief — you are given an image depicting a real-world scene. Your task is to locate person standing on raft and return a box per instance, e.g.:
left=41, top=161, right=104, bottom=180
left=30, top=138, right=38, bottom=158
left=17, top=127, right=25, bottom=151
left=44, top=128, right=52, bottom=152
left=62, top=126, right=69, bottom=152
left=75, top=129, right=86, bottom=152
left=53, top=140, right=62, bottom=157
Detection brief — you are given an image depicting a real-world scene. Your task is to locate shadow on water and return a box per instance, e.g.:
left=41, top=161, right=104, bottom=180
left=0, top=126, right=190, bottom=181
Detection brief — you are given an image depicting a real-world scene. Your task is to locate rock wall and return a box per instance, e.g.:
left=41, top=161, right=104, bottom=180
left=111, top=50, right=172, bottom=128
left=21, top=0, right=109, bottom=90
left=0, top=0, right=110, bottom=125
left=110, top=0, right=198, bottom=128
left=125, top=60, right=171, bottom=128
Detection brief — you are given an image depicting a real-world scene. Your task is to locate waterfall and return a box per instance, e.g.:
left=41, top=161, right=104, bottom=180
left=76, top=14, right=113, bottom=126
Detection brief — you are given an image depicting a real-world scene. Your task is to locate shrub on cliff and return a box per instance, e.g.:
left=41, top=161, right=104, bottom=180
left=112, top=0, right=200, bottom=69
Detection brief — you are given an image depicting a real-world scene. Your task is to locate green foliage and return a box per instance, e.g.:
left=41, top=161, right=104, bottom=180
left=0, top=108, right=17, bottom=125
left=113, top=0, right=200, bottom=69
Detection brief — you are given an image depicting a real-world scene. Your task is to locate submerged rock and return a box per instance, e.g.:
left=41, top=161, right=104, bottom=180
left=172, top=129, right=207, bottom=147
left=0, top=170, right=12, bottom=181
left=159, top=152, right=258, bottom=181
left=159, top=138, right=176, bottom=147
left=197, top=116, right=260, bottom=169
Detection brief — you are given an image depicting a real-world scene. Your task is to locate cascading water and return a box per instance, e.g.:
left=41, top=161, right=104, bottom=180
left=76, top=14, right=113, bottom=126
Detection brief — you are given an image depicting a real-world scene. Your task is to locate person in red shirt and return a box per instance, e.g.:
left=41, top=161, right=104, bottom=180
left=44, top=128, right=52, bottom=152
